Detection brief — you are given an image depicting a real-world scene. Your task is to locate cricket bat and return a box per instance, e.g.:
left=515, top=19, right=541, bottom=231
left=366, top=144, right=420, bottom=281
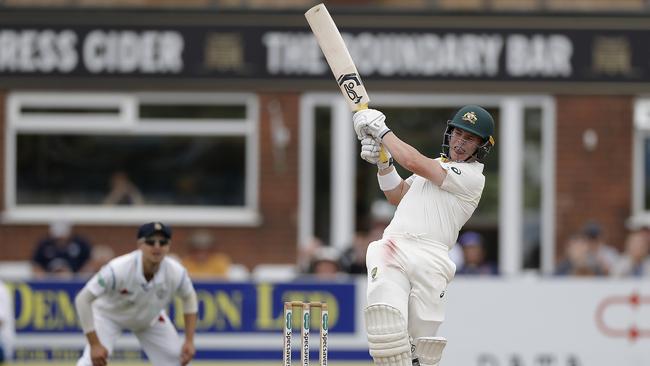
left=305, top=3, right=389, bottom=161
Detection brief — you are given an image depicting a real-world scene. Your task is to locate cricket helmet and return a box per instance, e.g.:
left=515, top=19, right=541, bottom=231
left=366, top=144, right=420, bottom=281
left=441, top=105, right=495, bottom=162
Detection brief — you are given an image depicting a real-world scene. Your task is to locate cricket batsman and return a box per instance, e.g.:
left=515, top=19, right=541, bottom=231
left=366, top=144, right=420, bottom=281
left=74, top=222, right=198, bottom=366
left=353, top=105, right=495, bottom=366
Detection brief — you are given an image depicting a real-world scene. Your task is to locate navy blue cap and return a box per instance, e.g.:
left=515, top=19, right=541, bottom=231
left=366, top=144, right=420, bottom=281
left=458, top=231, right=483, bottom=247
left=582, top=221, right=602, bottom=239
left=137, top=222, right=172, bottom=239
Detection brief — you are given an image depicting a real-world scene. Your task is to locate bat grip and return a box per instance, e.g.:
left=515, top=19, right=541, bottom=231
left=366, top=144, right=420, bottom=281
left=378, top=146, right=389, bottom=163
left=356, top=104, right=389, bottom=163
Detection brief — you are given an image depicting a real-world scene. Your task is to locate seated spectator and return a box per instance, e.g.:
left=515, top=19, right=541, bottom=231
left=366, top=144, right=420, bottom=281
left=181, top=230, right=231, bottom=278
left=456, top=231, right=498, bottom=275
left=581, top=221, right=620, bottom=275
left=339, top=200, right=393, bottom=275
left=32, top=221, right=92, bottom=278
left=298, top=236, right=326, bottom=273
left=611, top=231, right=650, bottom=277
left=309, top=247, right=344, bottom=280
left=340, top=231, right=369, bottom=275
left=555, top=234, right=606, bottom=276
left=103, top=171, right=144, bottom=205
left=80, top=244, right=115, bottom=276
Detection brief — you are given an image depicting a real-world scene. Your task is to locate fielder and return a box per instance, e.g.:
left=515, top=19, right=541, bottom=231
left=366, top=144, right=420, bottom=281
left=75, top=222, right=198, bottom=366
left=353, top=105, right=495, bottom=366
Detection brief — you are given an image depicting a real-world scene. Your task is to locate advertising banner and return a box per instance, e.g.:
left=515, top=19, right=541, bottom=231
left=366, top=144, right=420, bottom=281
left=0, top=20, right=649, bottom=84
left=5, top=277, right=650, bottom=364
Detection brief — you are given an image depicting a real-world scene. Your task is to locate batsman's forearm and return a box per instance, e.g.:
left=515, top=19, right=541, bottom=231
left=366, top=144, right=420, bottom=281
left=381, top=133, right=427, bottom=173
left=183, top=312, right=197, bottom=342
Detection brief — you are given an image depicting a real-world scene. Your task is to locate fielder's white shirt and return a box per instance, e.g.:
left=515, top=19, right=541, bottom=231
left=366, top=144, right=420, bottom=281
left=84, top=250, right=194, bottom=331
left=384, top=158, right=485, bottom=249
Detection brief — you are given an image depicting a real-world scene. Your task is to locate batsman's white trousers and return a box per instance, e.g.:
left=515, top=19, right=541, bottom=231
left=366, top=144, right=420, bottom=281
left=366, top=235, right=456, bottom=340
left=76, top=311, right=184, bottom=366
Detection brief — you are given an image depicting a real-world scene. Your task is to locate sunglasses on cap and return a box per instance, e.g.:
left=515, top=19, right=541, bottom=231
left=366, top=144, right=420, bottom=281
left=143, top=238, right=170, bottom=246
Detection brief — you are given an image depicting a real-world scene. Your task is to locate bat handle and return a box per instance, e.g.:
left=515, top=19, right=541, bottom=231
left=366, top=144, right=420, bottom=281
left=378, top=146, right=389, bottom=164
left=356, top=104, right=390, bottom=164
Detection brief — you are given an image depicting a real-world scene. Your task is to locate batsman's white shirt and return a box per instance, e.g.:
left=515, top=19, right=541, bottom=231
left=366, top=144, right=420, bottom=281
left=366, top=158, right=485, bottom=341
left=86, top=250, right=194, bottom=330
left=384, top=158, right=485, bottom=251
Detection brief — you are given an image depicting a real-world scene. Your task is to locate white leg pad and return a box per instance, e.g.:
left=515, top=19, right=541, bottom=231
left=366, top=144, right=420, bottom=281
left=364, top=304, right=412, bottom=366
left=414, top=337, right=447, bottom=366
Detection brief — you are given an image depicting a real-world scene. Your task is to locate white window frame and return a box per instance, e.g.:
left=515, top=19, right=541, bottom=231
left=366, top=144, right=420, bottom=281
left=630, top=98, right=650, bottom=228
left=299, top=92, right=556, bottom=275
left=3, top=91, right=260, bottom=226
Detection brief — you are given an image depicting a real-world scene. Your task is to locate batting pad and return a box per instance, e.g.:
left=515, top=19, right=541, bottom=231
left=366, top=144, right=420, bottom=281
left=414, top=336, right=447, bottom=366
left=364, top=304, right=412, bottom=366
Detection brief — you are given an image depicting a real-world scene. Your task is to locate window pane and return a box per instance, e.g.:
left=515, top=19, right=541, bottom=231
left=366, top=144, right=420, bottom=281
left=314, top=107, right=332, bottom=244
left=139, top=104, right=246, bottom=120
left=16, top=134, right=245, bottom=206
left=21, top=107, right=120, bottom=115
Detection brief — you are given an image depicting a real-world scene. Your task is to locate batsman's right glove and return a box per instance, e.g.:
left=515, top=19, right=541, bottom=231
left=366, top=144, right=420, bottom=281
left=360, top=137, right=392, bottom=170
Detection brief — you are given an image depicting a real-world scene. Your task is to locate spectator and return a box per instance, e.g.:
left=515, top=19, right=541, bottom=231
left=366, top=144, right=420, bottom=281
left=611, top=231, right=650, bottom=277
left=298, top=236, right=326, bottom=274
left=340, top=231, right=369, bottom=275
left=80, top=245, right=115, bottom=276
left=339, top=200, right=394, bottom=275
left=32, top=221, right=92, bottom=278
left=555, top=234, right=606, bottom=276
left=581, top=221, right=620, bottom=275
left=456, top=231, right=498, bottom=275
left=181, top=230, right=231, bottom=278
left=103, top=171, right=144, bottom=205
left=310, top=247, right=344, bottom=280
left=0, top=280, right=15, bottom=363
left=367, top=199, right=394, bottom=243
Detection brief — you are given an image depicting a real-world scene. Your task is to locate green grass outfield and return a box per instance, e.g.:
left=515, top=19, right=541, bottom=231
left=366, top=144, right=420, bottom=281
left=12, top=362, right=373, bottom=365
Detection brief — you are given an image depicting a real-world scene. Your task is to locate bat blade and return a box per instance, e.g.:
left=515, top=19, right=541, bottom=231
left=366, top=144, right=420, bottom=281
left=305, top=3, right=389, bottom=162
left=305, top=3, right=369, bottom=112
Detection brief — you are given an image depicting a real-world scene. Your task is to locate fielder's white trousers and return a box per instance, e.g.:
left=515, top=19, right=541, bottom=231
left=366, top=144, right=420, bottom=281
left=77, top=311, right=184, bottom=366
left=365, top=235, right=456, bottom=341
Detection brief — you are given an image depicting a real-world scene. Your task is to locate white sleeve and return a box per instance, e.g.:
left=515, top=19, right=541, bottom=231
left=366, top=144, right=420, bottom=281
left=182, top=291, right=198, bottom=314
left=439, top=161, right=484, bottom=202
left=175, top=269, right=195, bottom=296
left=176, top=269, right=198, bottom=314
left=75, top=286, right=97, bottom=334
left=85, top=265, right=117, bottom=296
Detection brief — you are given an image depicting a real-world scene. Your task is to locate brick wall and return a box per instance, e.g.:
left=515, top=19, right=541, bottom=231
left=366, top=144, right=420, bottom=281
left=555, top=95, right=633, bottom=258
left=0, top=92, right=301, bottom=271
left=0, top=92, right=638, bottom=270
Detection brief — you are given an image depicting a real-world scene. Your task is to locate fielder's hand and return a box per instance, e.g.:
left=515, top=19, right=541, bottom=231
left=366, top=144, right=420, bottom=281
left=181, top=341, right=196, bottom=365
left=90, top=343, right=108, bottom=366
left=360, top=137, right=393, bottom=170
left=353, top=109, right=391, bottom=141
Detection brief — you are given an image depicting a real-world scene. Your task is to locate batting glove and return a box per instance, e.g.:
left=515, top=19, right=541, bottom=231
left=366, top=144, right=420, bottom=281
left=360, top=137, right=392, bottom=170
left=353, top=109, right=391, bottom=141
